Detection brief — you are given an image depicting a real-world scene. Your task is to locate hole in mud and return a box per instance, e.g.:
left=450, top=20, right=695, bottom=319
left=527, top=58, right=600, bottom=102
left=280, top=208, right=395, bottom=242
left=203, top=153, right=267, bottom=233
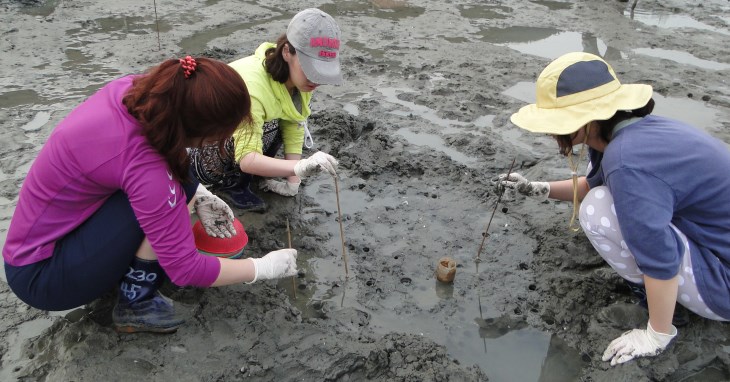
left=518, top=262, right=529, bottom=270
left=363, top=247, right=370, bottom=252
left=528, top=284, right=537, bottom=291
left=297, top=283, right=307, bottom=290
left=581, top=353, right=591, bottom=363
left=501, top=207, right=508, bottom=213
left=400, top=277, right=412, bottom=286
left=366, top=279, right=375, bottom=287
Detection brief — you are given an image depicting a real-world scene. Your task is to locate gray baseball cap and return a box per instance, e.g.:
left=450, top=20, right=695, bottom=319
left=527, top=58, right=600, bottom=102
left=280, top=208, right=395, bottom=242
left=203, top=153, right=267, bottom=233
left=286, top=8, right=343, bottom=85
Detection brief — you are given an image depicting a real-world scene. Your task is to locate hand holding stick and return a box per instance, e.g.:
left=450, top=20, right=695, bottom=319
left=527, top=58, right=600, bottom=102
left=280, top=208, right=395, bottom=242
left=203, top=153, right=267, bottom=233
left=476, top=157, right=516, bottom=262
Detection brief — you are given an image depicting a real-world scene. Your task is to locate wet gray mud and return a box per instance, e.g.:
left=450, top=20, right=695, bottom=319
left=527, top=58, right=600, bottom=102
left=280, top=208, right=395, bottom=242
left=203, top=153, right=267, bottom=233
left=1, top=0, right=730, bottom=381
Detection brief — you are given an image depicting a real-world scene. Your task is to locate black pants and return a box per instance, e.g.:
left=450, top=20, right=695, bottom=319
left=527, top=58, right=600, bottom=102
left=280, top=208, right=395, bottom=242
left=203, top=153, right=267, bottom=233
left=5, top=180, right=198, bottom=311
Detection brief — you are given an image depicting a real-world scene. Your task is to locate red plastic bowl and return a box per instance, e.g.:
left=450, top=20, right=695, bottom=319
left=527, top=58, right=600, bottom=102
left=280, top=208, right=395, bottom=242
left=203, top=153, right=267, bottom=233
left=193, top=218, right=248, bottom=259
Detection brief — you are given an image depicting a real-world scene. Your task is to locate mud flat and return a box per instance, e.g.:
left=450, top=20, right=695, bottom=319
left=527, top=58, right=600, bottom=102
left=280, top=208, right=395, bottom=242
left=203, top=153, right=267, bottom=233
left=1, top=0, right=729, bottom=380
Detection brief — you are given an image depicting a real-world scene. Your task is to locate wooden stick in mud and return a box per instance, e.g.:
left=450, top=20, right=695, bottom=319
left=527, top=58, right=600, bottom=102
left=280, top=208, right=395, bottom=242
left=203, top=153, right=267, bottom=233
left=334, top=175, right=349, bottom=278
left=153, top=0, right=161, bottom=51
left=287, top=218, right=296, bottom=299
left=476, top=157, right=517, bottom=262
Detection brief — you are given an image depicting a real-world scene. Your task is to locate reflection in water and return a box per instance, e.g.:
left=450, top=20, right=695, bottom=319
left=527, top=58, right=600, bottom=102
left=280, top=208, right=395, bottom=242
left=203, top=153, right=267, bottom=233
left=481, top=27, right=622, bottom=60
left=378, top=87, right=488, bottom=132
left=457, top=4, right=510, bottom=20
left=0, top=89, right=45, bottom=108
left=395, top=128, right=478, bottom=167
left=475, top=314, right=528, bottom=339
left=16, top=0, right=62, bottom=17
left=178, top=13, right=292, bottom=54
left=529, top=0, right=573, bottom=11
left=633, top=48, right=730, bottom=71
left=626, top=9, right=730, bottom=36
left=538, top=335, right=584, bottom=382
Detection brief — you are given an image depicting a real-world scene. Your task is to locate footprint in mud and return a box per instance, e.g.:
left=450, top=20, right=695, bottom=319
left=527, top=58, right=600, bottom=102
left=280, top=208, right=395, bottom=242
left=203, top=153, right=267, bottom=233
left=596, top=303, right=648, bottom=330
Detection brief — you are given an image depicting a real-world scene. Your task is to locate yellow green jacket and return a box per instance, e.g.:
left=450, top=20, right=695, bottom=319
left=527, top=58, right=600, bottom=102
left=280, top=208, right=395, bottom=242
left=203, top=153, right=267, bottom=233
left=229, top=42, right=312, bottom=162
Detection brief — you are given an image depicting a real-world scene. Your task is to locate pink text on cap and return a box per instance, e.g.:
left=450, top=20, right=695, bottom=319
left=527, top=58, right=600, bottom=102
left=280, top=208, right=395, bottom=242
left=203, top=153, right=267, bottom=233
left=310, top=37, right=340, bottom=49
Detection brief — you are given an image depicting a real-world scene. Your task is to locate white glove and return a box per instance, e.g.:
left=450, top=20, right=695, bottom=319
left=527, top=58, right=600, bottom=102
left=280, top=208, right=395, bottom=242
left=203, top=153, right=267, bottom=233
left=496, top=172, right=550, bottom=201
left=293, top=151, right=338, bottom=178
left=193, top=184, right=236, bottom=238
left=248, top=248, right=298, bottom=283
left=602, top=321, right=677, bottom=366
left=260, top=178, right=300, bottom=197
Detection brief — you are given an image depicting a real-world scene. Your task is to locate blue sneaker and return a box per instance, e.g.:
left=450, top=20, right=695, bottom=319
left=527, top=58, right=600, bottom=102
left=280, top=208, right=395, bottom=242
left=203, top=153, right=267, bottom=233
left=214, top=173, right=267, bottom=212
left=220, top=186, right=266, bottom=212
left=113, top=291, right=185, bottom=333
left=113, top=258, right=184, bottom=333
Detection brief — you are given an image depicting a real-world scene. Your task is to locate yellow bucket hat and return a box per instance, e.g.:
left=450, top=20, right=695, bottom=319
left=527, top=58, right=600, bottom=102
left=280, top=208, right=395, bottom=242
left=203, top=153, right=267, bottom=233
left=510, top=52, right=653, bottom=135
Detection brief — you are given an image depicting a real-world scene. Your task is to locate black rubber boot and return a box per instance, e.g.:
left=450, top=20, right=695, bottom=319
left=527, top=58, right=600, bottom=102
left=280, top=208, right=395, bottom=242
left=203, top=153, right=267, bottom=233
left=112, top=258, right=185, bottom=333
left=216, top=173, right=266, bottom=212
left=625, top=280, right=690, bottom=327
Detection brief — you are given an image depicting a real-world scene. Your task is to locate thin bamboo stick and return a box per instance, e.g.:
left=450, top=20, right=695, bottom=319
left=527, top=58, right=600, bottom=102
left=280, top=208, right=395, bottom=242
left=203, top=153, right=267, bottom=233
left=334, top=175, right=349, bottom=278
left=287, top=218, right=296, bottom=299
left=476, top=157, right=517, bottom=261
left=153, top=0, right=161, bottom=51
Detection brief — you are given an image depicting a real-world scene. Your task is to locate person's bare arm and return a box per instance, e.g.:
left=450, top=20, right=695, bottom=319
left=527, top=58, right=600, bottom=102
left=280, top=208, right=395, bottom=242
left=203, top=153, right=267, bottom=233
left=645, top=274, right=679, bottom=335
left=239, top=152, right=298, bottom=177
left=548, top=176, right=590, bottom=202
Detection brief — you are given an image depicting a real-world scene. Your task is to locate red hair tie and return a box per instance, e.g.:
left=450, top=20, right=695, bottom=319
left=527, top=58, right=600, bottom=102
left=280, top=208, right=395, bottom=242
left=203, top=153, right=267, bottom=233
left=179, top=56, right=197, bottom=79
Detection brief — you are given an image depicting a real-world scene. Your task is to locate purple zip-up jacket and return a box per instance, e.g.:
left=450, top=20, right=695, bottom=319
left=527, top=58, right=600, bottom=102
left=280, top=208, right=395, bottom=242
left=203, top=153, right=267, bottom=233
left=2, top=76, right=220, bottom=287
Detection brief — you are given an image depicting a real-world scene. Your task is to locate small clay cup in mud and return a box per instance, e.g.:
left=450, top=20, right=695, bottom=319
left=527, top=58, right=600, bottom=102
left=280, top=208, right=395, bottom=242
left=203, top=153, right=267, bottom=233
left=436, top=257, right=456, bottom=283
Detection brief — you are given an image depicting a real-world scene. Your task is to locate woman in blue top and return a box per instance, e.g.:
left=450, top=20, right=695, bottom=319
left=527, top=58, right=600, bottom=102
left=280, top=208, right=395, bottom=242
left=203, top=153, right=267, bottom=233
left=498, top=52, right=730, bottom=366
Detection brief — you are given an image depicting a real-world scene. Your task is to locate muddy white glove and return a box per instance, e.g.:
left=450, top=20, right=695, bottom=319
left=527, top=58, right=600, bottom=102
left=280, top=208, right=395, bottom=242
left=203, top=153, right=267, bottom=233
left=602, top=321, right=677, bottom=366
left=293, top=151, right=338, bottom=178
left=194, top=184, right=236, bottom=238
left=497, top=173, right=550, bottom=201
left=248, top=248, right=298, bottom=283
left=261, top=178, right=300, bottom=197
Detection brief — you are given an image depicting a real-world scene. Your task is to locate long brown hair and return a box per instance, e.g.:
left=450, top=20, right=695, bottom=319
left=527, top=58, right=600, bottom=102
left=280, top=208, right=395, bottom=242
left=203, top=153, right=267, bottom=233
left=264, top=34, right=296, bottom=83
left=123, top=57, right=252, bottom=182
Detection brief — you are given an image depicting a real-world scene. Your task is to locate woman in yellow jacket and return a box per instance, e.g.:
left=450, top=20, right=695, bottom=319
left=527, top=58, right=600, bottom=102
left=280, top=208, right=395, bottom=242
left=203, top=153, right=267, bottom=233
left=190, top=8, right=341, bottom=210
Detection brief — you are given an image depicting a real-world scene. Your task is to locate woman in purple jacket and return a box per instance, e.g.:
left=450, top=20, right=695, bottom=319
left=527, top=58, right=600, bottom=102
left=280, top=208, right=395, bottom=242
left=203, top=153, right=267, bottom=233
left=3, top=57, right=298, bottom=333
